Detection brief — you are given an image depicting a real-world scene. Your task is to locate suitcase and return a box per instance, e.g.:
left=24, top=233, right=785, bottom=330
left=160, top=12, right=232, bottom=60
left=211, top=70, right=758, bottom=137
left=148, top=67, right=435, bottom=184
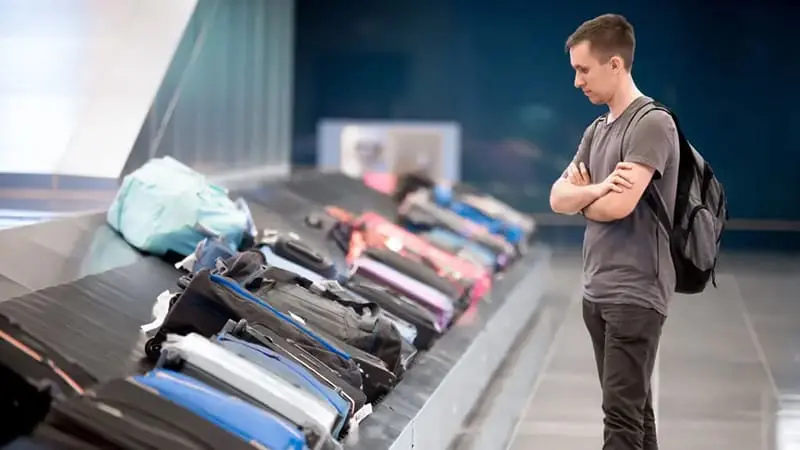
left=30, top=374, right=303, bottom=450
left=432, top=185, right=531, bottom=247
left=219, top=319, right=371, bottom=424
left=213, top=330, right=351, bottom=438
left=346, top=275, right=442, bottom=350
left=145, top=269, right=397, bottom=402
left=247, top=246, right=421, bottom=347
left=246, top=229, right=437, bottom=349
left=145, top=268, right=362, bottom=388
left=353, top=210, right=492, bottom=305
left=398, top=190, right=517, bottom=265
left=238, top=188, right=352, bottom=281
left=0, top=315, right=96, bottom=445
left=261, top=230, right=339, bottom=280
left=159, top=334, right=340, bottom=450
left=212, top=251, right=405, bottom=372
left=362, top=246, right=462, bottom=301
left=177, top=242, right=420, bottom=349
left=353, top=256, right=455, bottom=329
left=420, top=227, right=506, bottom=272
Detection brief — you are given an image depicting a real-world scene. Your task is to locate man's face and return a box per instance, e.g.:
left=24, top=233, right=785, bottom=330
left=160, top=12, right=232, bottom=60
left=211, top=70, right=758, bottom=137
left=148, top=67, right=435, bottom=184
left=569, top=41, right=618, bottom=105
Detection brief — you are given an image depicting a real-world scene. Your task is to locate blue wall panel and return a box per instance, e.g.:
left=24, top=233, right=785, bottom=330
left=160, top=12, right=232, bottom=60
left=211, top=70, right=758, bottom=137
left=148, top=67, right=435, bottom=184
left=293, top=0, right=798, bottom=222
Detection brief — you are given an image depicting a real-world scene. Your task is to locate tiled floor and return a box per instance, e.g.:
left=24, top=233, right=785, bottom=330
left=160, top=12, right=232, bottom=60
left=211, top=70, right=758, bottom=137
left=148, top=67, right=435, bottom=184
left=508, top=250, right=800, bottom=450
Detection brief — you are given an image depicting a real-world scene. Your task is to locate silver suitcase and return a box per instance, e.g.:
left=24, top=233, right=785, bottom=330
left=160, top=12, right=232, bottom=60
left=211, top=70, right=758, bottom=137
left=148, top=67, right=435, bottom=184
left=159, top=333, right=342, bottom=450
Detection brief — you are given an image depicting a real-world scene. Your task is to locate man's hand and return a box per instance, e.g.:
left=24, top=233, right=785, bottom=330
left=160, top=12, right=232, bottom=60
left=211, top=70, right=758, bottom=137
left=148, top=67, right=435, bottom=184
left=588, top=162, right=635, bottom=197
left=566, top=162, right=591, bottom=186
left=549, top=162, right=635, bottom=216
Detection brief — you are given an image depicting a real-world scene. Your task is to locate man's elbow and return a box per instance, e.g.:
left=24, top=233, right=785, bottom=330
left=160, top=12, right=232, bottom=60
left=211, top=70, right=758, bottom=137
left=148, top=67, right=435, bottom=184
left=549, top=181, right=570, bottom=214
left=549, top=191, right=571, bottom=215
left=549, top=194, right=563, bottom=214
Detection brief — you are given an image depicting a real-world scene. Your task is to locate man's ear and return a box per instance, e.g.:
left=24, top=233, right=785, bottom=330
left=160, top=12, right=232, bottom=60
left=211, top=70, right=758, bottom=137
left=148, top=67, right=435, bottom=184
left=610, top=55, right=624, bottom=73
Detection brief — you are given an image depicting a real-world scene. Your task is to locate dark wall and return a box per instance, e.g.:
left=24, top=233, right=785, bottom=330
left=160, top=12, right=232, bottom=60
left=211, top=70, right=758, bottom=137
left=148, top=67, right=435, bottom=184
left=293, top=0, right=798, bottom=222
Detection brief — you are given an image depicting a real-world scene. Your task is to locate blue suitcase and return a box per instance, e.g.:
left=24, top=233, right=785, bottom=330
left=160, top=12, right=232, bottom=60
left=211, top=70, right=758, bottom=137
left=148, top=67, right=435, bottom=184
left=135, top=369, right=307, bottom=449
left=214, top=332, right=351, bottom=438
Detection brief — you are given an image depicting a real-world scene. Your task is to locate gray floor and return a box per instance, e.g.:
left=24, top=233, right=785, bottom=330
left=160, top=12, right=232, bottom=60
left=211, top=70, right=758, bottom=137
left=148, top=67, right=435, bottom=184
left=508, top=250, right=800, bottom=450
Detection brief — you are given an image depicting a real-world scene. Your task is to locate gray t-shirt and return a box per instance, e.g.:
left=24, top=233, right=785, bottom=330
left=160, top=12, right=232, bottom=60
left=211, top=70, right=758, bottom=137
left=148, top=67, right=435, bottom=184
left=573, top=96, right=680, bottom=316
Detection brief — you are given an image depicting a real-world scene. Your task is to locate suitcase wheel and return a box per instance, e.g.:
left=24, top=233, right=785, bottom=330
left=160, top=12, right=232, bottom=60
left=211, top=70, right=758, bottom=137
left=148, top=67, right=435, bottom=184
left=145, top=337, right=164, bottom=361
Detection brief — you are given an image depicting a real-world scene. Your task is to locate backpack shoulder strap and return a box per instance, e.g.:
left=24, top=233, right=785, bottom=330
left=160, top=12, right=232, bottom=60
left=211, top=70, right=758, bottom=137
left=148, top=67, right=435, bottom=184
left=618, top=100, right=674, bottom=233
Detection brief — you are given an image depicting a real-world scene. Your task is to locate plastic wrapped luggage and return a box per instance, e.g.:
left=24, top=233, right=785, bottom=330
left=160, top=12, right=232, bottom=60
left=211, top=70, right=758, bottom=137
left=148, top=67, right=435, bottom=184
left=0, top=315, right=96, bottom=445
left=28, top=373, right=303, bottom=450
left=107, top=156, right=252, bottom=257
left=158, top=334, right=341, bottom=450
left=213, top=330, right=351, bottom=438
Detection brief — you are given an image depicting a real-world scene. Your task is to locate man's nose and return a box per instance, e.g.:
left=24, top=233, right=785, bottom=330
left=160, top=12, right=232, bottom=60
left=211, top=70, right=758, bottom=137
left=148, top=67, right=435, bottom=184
left=574, top=73, right=584, bottom=89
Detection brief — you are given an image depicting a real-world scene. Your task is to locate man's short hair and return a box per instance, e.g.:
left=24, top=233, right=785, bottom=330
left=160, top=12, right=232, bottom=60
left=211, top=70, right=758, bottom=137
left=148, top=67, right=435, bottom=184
left=566, top=14, right=636, bottom=70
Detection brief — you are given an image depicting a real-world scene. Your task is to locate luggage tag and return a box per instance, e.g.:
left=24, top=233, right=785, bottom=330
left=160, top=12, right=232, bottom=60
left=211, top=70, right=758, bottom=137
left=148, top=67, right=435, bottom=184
left=351, top=403, right=373, bottom=425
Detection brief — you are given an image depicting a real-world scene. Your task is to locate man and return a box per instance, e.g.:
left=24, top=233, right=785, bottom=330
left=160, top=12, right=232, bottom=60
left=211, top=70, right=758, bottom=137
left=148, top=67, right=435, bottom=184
left=549, top=14, right=679, bottom=450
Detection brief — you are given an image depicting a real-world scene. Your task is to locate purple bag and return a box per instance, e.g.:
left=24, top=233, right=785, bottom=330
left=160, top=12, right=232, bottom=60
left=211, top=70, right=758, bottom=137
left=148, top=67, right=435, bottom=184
left=353, top=257, right=454, bottom=329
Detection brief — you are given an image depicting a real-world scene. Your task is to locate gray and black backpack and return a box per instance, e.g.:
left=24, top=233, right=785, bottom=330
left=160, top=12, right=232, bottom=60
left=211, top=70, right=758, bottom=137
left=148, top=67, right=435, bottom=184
left=624, top=101, right=729, bottom=294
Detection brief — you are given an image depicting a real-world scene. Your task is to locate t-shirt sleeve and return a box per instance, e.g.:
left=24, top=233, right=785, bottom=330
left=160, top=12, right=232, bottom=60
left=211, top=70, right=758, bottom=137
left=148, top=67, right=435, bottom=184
left=623, top=110, right=678, bottom=179
left=561, top=121, right=596, bottom=179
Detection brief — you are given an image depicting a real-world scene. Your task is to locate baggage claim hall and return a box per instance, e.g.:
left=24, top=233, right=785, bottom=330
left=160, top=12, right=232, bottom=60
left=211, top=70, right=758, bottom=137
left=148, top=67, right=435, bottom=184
left=0, top=2, right=797, bottom=449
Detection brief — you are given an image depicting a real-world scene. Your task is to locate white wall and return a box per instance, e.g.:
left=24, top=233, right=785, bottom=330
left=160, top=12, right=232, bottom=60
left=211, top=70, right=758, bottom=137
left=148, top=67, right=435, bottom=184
left=0, top=0, right=196, bottom=177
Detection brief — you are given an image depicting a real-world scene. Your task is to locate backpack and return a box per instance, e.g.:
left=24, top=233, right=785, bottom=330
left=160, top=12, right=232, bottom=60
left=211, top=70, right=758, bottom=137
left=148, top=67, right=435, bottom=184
left=621, top=101, right=729, bottom=294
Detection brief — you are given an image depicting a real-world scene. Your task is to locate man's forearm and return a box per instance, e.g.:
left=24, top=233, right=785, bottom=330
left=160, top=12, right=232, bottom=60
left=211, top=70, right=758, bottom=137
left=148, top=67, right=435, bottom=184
left=583, top=193, right=624, bottom=222
left=549, top=179, right=600, bottom=215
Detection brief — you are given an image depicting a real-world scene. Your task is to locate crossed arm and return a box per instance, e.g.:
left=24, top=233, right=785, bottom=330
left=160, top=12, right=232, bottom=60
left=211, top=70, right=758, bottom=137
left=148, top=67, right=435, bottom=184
left=550, top=110, right=676, bottom=222
left=549, top=161, right=655, bottom=222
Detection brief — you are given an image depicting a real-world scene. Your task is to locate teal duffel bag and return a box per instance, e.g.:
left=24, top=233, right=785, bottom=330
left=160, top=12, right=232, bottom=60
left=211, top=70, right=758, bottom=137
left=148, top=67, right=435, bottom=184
left=107, top=157, right=252, bottom=257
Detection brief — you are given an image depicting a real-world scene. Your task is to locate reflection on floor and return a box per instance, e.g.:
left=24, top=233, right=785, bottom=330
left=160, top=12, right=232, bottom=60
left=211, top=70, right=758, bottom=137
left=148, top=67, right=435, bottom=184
left=507, top=249, right=800, bottom=450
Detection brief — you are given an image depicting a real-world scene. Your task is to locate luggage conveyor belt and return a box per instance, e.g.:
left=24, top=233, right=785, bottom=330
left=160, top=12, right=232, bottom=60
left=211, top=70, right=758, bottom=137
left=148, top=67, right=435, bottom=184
left=0, top=212, right=148, bottom=303
left=0, top=203, right=551, bottom=449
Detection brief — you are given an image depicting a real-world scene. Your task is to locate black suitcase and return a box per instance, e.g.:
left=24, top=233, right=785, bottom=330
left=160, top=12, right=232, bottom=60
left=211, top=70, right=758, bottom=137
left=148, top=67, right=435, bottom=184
left=146, top=269, right=362, bottom=389
left=361, top=246, right=463, bottom=301
left=26, top=378, right=263, bottom=450
left=210, top=251, right=405, bottom=374
left=146, top=269, right=398, bottom=401
left=0, top=315, right=96, bottom=446
left=345, top=275, right=442, bottom=350
left=258, top=220, right=444, bottom=351
left=260, top=230, right=339, bottom=280
left=220, top=319, right=369, bottom=419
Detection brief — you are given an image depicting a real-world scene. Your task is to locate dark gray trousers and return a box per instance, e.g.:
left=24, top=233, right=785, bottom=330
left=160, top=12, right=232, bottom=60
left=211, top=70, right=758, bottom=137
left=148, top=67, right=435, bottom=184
left=583, top=299, right=666, bottom=450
